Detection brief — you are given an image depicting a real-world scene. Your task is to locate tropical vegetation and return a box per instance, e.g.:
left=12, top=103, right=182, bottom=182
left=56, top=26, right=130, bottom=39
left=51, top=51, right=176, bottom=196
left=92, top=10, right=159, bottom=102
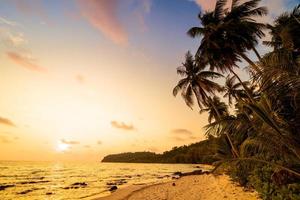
left=174, top=0, right=300, bottom=199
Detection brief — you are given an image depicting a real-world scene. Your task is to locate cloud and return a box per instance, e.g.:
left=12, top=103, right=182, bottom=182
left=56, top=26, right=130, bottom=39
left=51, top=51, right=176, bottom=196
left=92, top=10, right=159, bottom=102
left=0, top=17, right=18, bottom=26
left=171, top=129, right=193, bottom=136
left=170, top=128, right=198, bottom=141
left=77, top=0, right=151, bottom=45
left=193, top=0, right=217, bottom=11
left=97, top=140, right=102, bottom=145
left=0, top=26, right=27, bottom=47
left=77, top=0, right=128, bottom=45
left=75, top=74, right=85, bottom=84
left=111, top=120, right=135, bottom=131
left=0, top=116, right=16, bottom=127
left=60, top=139, right=80, bottom=145
left=6, top=51, right=46, bottom=72
left=0, top=135, right=13, bottom=144
left=133, top=0, right=152, bottom=32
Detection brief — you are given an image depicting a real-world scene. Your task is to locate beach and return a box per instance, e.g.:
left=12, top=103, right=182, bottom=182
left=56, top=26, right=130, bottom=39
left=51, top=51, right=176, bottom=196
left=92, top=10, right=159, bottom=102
left=97, top=174, right=260, bottom=200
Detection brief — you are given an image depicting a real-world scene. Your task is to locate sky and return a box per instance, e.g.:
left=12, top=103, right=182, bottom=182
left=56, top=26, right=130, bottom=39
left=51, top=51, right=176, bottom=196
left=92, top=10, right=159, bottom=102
left=0, top=0, right=298, bottom=161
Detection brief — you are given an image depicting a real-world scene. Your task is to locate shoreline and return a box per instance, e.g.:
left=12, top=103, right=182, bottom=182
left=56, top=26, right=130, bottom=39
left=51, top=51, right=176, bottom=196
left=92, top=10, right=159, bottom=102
left=95, top=173, right=260, bottom=200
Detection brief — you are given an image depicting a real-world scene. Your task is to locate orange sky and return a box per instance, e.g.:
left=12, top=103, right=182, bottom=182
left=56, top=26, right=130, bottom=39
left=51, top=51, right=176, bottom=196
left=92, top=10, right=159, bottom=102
left=0, top=0, right=295, bottom=161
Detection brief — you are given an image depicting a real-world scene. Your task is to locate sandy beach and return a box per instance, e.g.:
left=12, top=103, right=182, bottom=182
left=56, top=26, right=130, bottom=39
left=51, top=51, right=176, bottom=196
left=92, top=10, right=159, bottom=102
left=97, top=174, right=260, bottom=200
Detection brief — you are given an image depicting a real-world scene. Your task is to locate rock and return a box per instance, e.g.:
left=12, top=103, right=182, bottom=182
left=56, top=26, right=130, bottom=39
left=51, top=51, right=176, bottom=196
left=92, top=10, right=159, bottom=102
left=173, top=172, right=183, bottom=176
left=46, top=192, right=53, bottom=195
left=106, top=179, right=127, bottom=186
left=0, top=184, right=14, bottom=191
left=181, top=170, right=204, bottom=176
left=109, top=186, right=118, bottom=191
left=195, top=166, right=201, bottom=168
left=71, top=182, right=88, bottom=187
left=172, top=183, right=176, bottom=186
left=18, top=189, right=33, bottom=195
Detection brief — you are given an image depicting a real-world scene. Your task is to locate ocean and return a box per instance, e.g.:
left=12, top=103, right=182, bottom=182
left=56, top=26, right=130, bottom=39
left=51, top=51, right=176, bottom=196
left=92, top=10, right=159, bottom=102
left=0, top=161, right=210, bottom=200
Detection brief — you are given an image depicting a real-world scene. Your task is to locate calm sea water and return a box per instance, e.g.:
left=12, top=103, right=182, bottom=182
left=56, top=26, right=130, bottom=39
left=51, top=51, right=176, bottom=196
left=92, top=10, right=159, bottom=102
left=0, top=161, right=210, bottom=200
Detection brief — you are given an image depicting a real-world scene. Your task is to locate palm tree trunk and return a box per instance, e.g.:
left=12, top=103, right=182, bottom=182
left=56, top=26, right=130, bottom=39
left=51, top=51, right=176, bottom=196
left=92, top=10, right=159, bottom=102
left=204, top=93, right=240, bottom=158
left=229, top=68, right=256, bottom=104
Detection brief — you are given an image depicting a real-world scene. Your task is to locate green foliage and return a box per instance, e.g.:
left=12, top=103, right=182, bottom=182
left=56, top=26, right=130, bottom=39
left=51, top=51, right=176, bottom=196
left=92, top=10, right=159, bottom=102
left=102, top=136, right=231, bottom=164
left=176, top=1, right=300, bottom=199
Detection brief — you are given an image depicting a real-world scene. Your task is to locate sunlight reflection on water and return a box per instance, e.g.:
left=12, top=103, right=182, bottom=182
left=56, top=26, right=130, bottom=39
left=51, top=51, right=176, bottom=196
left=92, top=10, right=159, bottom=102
left=0, top=161, right=210, bottom=200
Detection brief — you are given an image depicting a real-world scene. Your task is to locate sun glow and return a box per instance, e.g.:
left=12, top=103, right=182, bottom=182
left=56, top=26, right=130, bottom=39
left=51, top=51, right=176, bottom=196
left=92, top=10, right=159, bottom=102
left=56, top=142, right=70, bottom=152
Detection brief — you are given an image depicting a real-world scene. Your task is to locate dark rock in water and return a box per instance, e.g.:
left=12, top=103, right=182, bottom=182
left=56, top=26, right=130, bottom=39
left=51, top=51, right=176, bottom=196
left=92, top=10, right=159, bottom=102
left=109, top=186, right=118, bottom=191
left=106, top=179, right=127, bottom=186
left=71, top=182, right=88, bottom=187
left=46, top=192, right=53, bottom=195
left=195, top=166, right=201, bottom=168
left=18, top=189, right=33, bottom=195
left=17, top=188, right=40, bottom=195
left=0, top=184, right=14, bottom=191
left=172, top=183, right=176, bottom=186
left=63, top=182, right=88, bottom=190
left=181, top=169, right=203, bottom=176
left=171, top=170, right=207, bottom=179
left=173, top=172, right=183, bottom=176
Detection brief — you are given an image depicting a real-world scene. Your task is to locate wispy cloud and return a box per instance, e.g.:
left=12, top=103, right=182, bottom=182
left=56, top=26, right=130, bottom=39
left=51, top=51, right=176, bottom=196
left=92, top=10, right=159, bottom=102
left=77, top=0, right=128, bottom=45
left=111, top=120, right=135, bottom=131
left=170, top=128, right=198, bottom=141
left=6, top=51, right=46, bottom=73
left=171, top=129, right=193, bottom=136
left=0, top=28, right=27, bottom=47
left=60, top=139, right=80, bottom=145
left=0, top=17, right=18, bottom=26
left=133, top=0, right=152, bottom=32
left=97, top=140, right=102, bottom=145
left=0, top=116, right=16, bottom=127
left=192, top=0, right=217, bottom=11
left=77, top=0, right=151, bottom=45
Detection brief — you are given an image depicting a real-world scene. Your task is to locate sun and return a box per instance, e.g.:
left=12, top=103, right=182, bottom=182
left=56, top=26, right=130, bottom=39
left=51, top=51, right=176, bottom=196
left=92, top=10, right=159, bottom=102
left=55, top=142, right=70, bottom=152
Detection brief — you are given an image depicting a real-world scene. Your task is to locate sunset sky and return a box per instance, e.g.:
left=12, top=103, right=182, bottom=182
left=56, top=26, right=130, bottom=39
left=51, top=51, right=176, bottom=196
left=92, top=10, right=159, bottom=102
left=0, top=0, right=298, bottom=161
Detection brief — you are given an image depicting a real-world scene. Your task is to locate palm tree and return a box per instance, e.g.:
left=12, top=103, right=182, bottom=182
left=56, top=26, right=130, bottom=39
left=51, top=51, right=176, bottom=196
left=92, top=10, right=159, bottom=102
left=200, top=96, right=240, bottom=157
left=264, top=4, right=300, bottom=50
left=173, top=52, right=240, bottom=157
left=200, top=96, right=228, bottom=123
left=223, top=75, right=248, bottom=105
left=187, top=0, right=267, bottom=101
left=173, top=51, right=223, bottom=111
